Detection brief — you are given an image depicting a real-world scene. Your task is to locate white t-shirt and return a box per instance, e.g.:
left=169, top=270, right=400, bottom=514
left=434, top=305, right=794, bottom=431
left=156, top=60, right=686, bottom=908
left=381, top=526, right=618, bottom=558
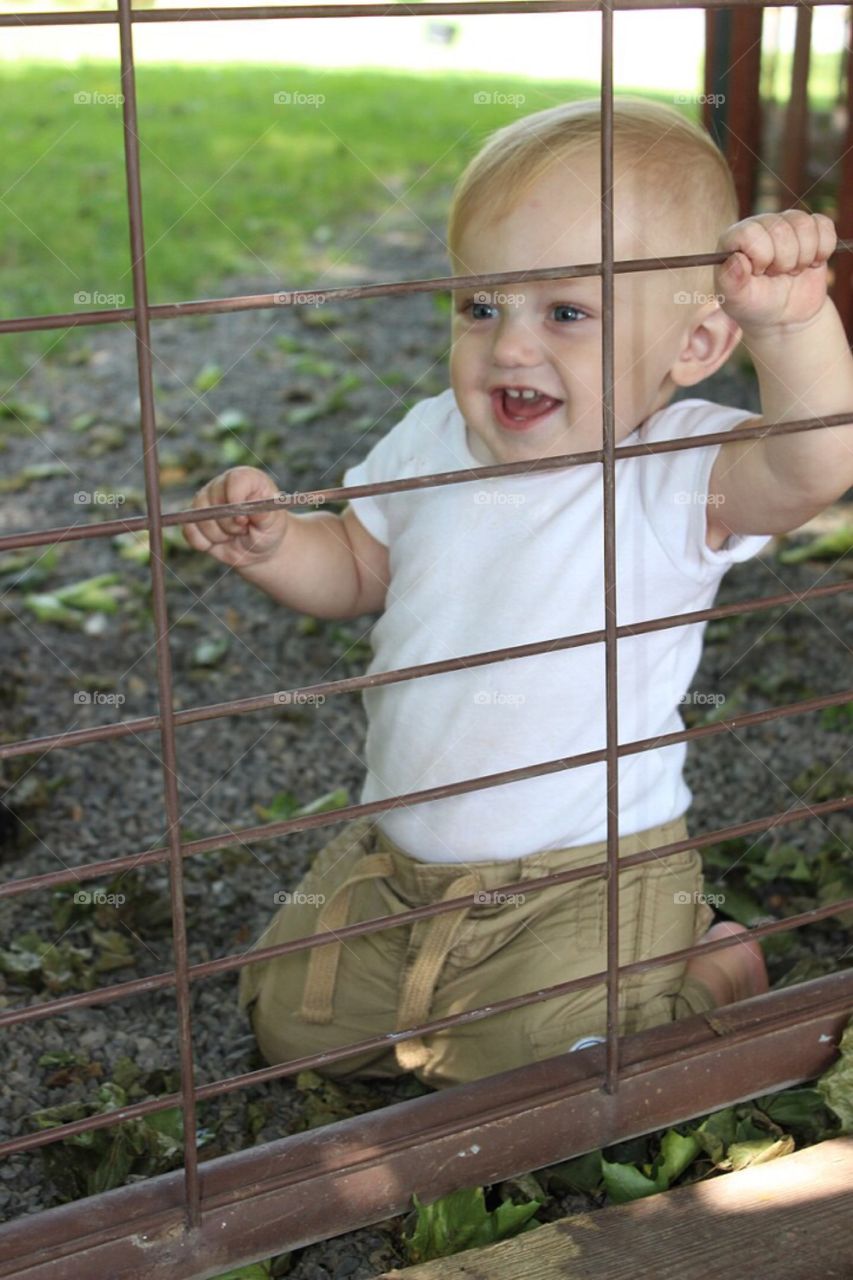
left=342, top=389, right=772, bottom=863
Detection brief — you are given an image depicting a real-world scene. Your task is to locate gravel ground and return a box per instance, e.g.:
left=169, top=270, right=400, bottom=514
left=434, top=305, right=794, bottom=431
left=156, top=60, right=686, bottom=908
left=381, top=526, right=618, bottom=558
left=1, top=200, right=851, bottom=1276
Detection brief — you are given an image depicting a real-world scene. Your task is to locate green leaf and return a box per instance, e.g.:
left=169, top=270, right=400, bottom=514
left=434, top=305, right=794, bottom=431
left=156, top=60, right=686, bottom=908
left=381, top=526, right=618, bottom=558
left=191, top=634, right=231, bottom=667
left=194, top=362, right=224, bottom=393
left=544, top=1149, right=602, bottom=1196
left=725, top=1135, right=795, bottom=1170
left=778, top=526, right=853, bottom=564
left=404, top=1186, right=541, bottom=1264
left=601, top=1157, right=666, bottom=1203
left=655, top=1128, right=701, bottom=1184
left=816, top=1019, right=853, bottom=1133
left=293, top=787, right=349, bottom=818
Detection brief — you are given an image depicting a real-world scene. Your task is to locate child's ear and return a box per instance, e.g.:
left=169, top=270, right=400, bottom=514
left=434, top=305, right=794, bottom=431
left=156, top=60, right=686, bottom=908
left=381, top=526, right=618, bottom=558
left=670, top=303, right=742, bottom=387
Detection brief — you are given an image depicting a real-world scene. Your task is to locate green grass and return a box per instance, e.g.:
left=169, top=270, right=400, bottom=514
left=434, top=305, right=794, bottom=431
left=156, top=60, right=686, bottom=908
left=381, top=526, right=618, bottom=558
left=0, top=63, right=719, bottom=382
left=0, top=62, right=597, bottom=379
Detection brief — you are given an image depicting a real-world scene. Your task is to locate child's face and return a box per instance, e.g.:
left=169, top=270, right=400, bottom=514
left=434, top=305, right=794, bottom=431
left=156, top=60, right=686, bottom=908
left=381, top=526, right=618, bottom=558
left=449, top=151, right=695, bottom=465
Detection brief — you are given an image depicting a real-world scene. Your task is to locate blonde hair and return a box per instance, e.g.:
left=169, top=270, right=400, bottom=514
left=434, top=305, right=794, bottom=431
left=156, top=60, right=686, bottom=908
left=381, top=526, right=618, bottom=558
left=447, top=97, right=738, bottom=281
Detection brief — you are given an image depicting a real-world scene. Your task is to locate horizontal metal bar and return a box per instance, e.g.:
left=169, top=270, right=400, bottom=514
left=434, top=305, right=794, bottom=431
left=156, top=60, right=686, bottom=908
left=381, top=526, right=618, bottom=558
left=3, top=906, right=852, bottom=1160
left=1, top=971, right=850, bottom=1280
left=2, top=242, right=853, bottom=336
left=0, top=0, right=846, bottom=31
left=3, top=410, right=853, bottom=556
left=2, top=686, right=850, bottom=905
left=1, top=814, right=849, bottom=1055
left=1, top=577, right=849, bottom=769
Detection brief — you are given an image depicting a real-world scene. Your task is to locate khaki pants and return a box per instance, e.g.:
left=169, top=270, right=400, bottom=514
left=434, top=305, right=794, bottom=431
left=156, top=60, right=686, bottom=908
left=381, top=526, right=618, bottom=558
left=238, top=815, right=717, bottom=1089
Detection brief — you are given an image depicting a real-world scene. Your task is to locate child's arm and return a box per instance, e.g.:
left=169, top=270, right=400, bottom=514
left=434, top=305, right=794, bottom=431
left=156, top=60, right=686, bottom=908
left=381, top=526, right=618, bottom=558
left=182, top=465, right=389, bottom=619
left=705, top=210, right=853, bottom=551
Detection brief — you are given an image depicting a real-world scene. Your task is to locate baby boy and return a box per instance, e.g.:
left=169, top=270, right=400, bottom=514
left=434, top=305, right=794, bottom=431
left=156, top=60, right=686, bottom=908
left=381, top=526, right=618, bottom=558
left=184, top=97, right=853, bottom=1089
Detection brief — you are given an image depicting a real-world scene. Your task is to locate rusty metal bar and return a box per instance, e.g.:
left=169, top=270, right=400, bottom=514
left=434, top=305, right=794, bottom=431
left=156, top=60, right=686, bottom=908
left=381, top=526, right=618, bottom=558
left=0, top=0, right=845, bottom=27
left=115, top=0, right=200, bottom=1228
left=3, top=241, right=853, bottom=337
left=2, top=685, right=850, bottom=904
left=1, top=795, right=850, bottom=1065
left=600, top=0, right=622, bottom=1095
left=781, top=5, right=812, bottom=206
left=3, top=408, right=853, bottom=556
left=3, top=898, right=853, bottom=1165
left=833, top=7, right=853, bottom=341
left=1, top=972, right=850, bottom=1280
left=2, top=578, right=848, bottom=769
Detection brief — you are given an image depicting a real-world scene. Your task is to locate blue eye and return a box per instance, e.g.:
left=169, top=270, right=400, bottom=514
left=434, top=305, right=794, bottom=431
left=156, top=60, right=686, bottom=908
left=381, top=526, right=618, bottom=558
left=552, top=304, right=585, bottom=322
left=468, top=301, right=496, bottom=320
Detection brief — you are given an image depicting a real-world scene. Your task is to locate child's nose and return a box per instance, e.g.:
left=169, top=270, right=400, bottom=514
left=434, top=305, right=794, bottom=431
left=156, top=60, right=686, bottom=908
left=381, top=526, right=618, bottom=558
left=490, top=316, right=542, bottom=368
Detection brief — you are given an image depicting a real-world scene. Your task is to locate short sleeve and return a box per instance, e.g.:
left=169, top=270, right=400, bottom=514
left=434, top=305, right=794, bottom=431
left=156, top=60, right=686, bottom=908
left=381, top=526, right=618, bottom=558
left=633, top=399, right=774, bottom=581
left=341, top=391, right=459, bottom=546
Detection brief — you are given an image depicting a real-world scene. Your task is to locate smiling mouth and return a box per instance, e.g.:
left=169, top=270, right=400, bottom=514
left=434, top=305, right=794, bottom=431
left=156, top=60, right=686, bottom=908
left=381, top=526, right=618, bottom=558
left=492, top=387, right=563, bottom=430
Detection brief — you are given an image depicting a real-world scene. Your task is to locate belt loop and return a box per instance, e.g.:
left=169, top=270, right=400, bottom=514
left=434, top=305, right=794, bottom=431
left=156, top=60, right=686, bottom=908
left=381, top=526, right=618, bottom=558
left=299, top=851, right=394, bottom=1024
left=394, top=871, right=480, bottom=1072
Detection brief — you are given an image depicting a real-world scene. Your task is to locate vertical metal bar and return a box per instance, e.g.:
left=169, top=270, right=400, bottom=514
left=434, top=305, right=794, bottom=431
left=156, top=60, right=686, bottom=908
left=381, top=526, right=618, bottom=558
left=781, top=5, right=812, bottom=206
left=115, top=0, right=201, bottom=1227
left=600, top=0, right=619, bottom=1095
left=833, top=6, right=853, bottom=343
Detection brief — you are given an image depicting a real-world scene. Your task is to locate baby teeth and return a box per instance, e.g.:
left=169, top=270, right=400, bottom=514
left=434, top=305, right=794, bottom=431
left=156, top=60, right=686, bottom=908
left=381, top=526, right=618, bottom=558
left=505, top=388, right=539, bottom=399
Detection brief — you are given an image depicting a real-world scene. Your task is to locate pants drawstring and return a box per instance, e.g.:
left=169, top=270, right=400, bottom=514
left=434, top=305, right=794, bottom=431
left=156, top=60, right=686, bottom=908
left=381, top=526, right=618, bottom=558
left=393, top=872, right=480, bottom=1072
left=299, top=852, right=395, bottom=1024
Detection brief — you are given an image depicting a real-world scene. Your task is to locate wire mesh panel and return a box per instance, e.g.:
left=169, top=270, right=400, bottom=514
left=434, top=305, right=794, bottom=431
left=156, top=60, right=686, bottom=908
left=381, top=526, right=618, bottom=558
left=0, top=1, right=851, bottom=1275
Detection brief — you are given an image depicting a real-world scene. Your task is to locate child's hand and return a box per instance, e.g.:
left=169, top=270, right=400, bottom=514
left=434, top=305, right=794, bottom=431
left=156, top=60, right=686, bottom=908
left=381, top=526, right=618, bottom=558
left=183, top=466, right=288, bottom=568
left=714, top=210, right=836, bottom=333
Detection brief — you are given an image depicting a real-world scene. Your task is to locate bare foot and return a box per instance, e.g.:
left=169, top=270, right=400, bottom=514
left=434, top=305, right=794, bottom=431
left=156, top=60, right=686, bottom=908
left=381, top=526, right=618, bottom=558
left=684, top=921, right=769, bottom=1006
